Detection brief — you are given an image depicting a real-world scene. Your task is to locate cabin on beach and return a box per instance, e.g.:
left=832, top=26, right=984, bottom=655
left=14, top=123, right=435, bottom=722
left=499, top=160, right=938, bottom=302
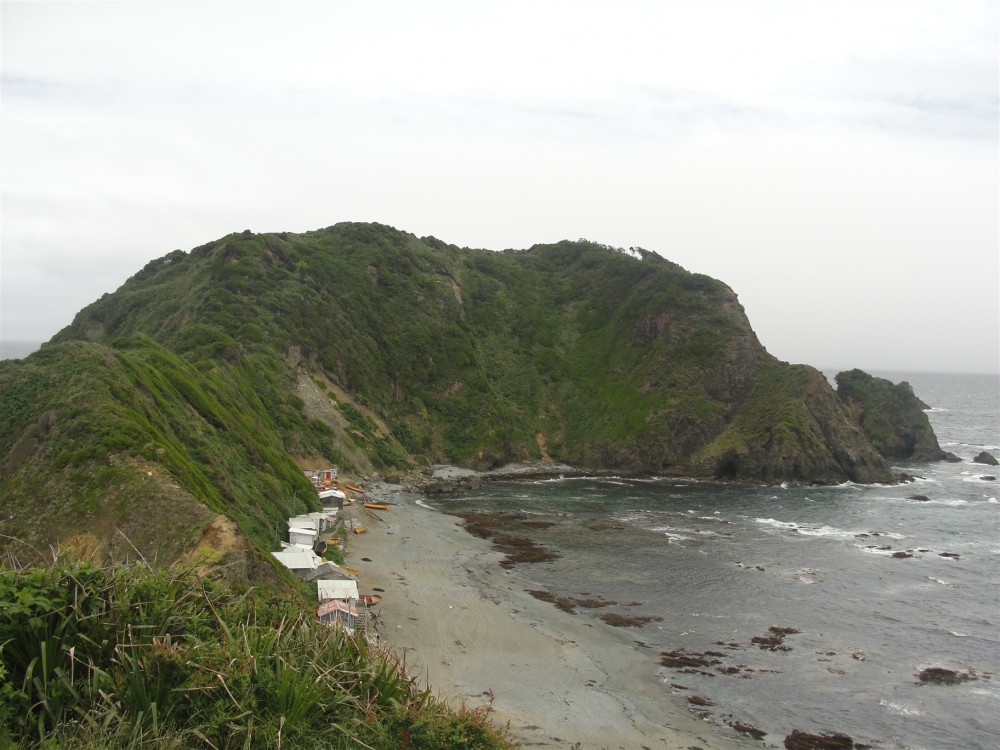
left=304, top=467, right=339, bottom=491
left=272, top=472, right=381, bottom=641
left=317, top=578, right=359, bottom=602
left=288, top=512, right=337, bottom=534
left=270, top=548, right=319, bottom=574
left=317, top=598, right=357, bottom=631
left=319, top=488, right=346, bottom=508
left=303, top=561, right=358, bottom=582
left=287, top=526, right=317, bottom=548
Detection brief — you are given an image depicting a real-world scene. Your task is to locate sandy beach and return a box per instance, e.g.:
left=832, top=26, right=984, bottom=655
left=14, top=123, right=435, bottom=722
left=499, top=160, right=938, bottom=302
left=343, top=489, right=752, bottom=750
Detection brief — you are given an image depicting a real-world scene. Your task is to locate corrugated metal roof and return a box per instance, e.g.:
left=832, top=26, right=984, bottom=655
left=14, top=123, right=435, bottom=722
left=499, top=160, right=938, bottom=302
left=271, top=550, right=319, bottom=570
left=317, top=579, right=358, bottom=601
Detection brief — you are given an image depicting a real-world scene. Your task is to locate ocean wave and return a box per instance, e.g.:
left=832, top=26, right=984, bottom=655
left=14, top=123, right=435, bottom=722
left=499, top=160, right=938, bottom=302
left=648, top=525, right=694, bottom=539
left=756, top=517, right=901, bottom=541
left=879, top=699, right=923, bottom=717
left=858, top=545, right=897, bottom=557
left=927, top=577, right=952, bottom=586
left=414, top=499, right=436, bottom=510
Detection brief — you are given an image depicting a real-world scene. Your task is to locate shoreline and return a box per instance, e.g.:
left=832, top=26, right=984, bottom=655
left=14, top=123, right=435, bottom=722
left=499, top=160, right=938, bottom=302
left=343, top=484, right=752, bottom=750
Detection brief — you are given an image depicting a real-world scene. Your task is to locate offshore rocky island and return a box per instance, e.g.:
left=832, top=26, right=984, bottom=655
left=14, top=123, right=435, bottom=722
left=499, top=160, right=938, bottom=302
left=0, top=222, right=953, bottom=748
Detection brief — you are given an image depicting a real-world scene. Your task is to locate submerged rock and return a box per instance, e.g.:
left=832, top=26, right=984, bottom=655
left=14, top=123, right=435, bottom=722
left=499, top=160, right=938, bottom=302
left=784, top=729, right=855, bottom=749
left=731, top=722, right=767, bottom=740
left=917, top=667, right=977, bottom=685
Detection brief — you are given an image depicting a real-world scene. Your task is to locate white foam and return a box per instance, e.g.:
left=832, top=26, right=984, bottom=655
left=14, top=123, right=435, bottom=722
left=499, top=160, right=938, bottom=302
left=858, top=546, right=896, bottom=557
left=796, top=524, right=859, bottom=540
left=755, top=517, right=799, bottom=531
left=755, top=517, right=895, bottom=541
left=414, top=499, right=436, bottom=510
left=879, top=699, right=923, bottom=717
left=662, top=532, right=692, bottom=543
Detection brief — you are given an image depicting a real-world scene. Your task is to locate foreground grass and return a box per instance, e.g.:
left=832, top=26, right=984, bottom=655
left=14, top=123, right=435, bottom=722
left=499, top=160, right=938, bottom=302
left=0, top=558, right=513, bottom=749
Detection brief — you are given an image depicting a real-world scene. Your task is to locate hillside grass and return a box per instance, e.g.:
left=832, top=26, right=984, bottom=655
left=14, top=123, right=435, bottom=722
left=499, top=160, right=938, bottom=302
left=49, top=225, right=750, bottom=473
left=0, top=558, right=513, bottom=750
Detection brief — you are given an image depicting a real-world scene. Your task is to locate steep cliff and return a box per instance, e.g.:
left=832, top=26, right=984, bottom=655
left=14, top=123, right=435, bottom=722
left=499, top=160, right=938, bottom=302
left=835, top=369, right=949, bottom=462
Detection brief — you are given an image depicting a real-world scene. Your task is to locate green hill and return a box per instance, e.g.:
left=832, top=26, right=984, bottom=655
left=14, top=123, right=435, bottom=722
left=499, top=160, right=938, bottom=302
left=2, top=222, right=898, bottom=564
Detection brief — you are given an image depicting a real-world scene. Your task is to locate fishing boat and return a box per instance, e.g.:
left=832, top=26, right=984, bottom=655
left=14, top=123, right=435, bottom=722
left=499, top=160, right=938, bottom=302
left=363, top=502, right=390, bottom=510
left=352, top=526, right=368, bottom=534
left=358, top=594, right=382, bottom=606
left=345, top=483, right=364, bottom=494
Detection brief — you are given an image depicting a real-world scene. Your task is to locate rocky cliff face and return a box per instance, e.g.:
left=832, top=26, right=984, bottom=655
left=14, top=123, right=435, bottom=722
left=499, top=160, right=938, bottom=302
left=835, top=369, right=948, bottom=462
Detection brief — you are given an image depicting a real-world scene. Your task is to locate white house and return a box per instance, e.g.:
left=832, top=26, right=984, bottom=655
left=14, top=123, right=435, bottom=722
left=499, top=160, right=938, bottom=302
left=271, top=549, right=320, bottom=574
left=287, top=526, right=317, bottom=548
left=317, top=578, right=359, bottom=602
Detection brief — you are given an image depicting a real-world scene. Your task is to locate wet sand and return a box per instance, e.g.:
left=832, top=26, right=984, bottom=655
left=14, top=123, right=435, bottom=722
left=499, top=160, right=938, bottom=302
left=344, top=491, right=751, bottom=749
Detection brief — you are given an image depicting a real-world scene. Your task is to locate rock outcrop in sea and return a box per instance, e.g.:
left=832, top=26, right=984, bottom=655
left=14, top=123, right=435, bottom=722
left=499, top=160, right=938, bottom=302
left=835, top=369, right=953, bottom=462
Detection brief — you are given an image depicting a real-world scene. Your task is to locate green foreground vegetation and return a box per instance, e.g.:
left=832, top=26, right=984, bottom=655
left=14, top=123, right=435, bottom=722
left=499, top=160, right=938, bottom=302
left=0, top=558, right=512, bottom=750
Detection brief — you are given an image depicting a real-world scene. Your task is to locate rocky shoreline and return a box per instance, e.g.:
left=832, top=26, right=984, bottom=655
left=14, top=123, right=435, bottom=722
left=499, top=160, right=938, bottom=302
left=390, top=461, right=592, bottom=495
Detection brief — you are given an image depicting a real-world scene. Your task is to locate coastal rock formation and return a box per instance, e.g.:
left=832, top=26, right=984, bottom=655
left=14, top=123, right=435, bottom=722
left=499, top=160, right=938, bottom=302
left=2, top=223, right=939, bottom=561
left=972, top=451, right=998, bottom=466
left=835, top=369, right=947, bottom=462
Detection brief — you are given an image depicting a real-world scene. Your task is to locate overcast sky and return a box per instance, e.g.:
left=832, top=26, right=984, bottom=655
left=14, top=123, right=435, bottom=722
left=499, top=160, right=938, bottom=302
left=2, top=1, right=997, bottom=374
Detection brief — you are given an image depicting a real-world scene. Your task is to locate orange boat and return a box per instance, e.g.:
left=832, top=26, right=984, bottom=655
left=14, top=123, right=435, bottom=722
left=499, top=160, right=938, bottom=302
left=363, top=502, right=390, bottom=510
left=352, top=526, right=368, bottom=534
left=345, top=483, right=364, bottom=494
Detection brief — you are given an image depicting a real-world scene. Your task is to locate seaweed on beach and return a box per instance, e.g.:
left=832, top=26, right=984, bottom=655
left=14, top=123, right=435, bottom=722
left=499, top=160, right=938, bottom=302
left=493, top=535, right=560, bottom=567
left=526, top=589, right=617, bottom=614
left=752, top=625, right=801, bottom=651
left=526, top=589, right=577, bottom=613
left=450, top=511, right=562, bottom=567
left=659, top=650, right=720, bottom=669
left=600, top=612, right=664, bottom=628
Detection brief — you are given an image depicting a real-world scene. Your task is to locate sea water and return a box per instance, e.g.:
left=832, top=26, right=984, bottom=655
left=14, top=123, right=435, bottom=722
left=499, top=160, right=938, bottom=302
left=430, top=372, right=1000, bottom=750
